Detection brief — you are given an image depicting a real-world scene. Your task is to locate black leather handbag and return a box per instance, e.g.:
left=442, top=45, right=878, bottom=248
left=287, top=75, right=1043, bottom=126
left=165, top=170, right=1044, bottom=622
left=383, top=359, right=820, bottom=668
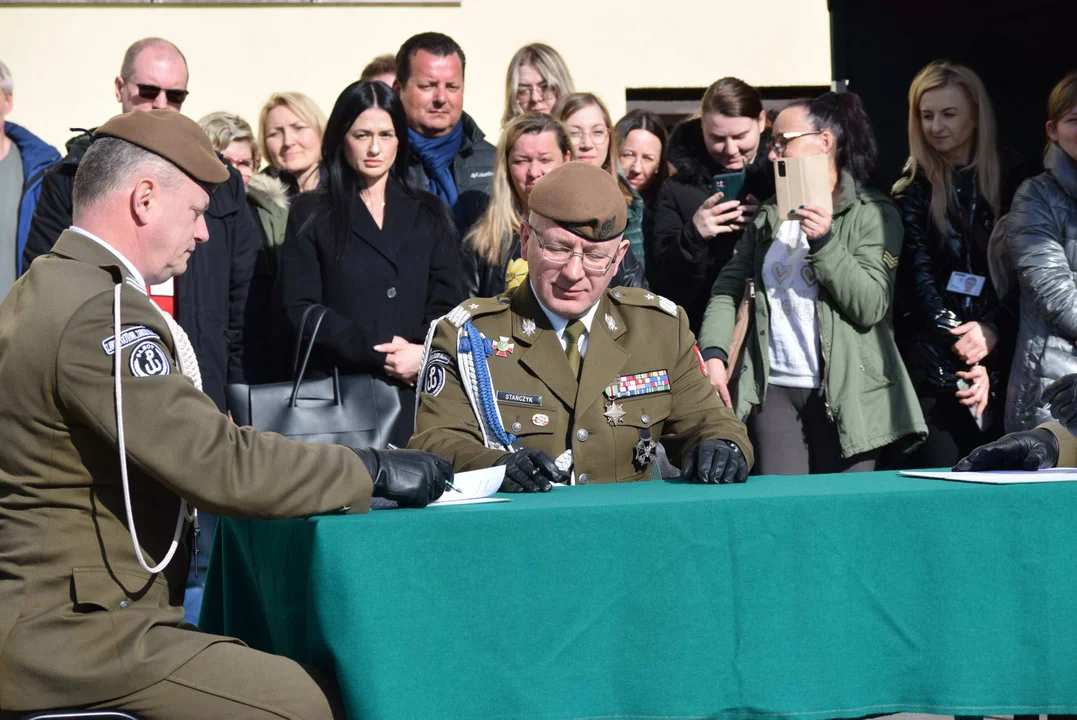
left=226, top=305, right=409, bottom=449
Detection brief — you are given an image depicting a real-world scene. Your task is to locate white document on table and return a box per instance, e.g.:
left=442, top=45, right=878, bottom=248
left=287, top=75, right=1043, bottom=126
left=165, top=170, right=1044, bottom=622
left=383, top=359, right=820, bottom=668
left=899, top=468, right=1077, bottom=485
left=371, top=466, right=507, bottom=509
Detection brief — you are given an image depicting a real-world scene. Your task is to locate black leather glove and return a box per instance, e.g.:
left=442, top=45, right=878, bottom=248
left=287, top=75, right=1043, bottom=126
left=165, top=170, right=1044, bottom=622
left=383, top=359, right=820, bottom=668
left=682, top=438, right=749, bottom=484
left=1043, top=374, right=1077, bottom=433
left=952, top=428, right=1059, bottom=471
left=493, top=449, right=565, bottom=492
left=353, top=448, right=451, bottom=508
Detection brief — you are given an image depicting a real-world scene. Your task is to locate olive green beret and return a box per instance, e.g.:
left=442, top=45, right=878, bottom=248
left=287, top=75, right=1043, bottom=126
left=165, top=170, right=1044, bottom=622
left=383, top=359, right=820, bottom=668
left=95, top=110, right=230, bottom=190
left=528, top=161, right=627, bottom=241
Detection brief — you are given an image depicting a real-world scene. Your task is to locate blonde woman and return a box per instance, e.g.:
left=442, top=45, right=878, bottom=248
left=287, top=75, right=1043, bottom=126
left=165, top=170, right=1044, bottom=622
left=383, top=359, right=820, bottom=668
left=554, top=93, right=647, bottom=288
left=501, top=43, right=575, bottom=126
left=463, top=113, right=572, bottom=298
left=891, top=60, right=1026, bottom=468
left=258, top=91, right=327, bottom=195
left=199, top=111, right=290, bottom=250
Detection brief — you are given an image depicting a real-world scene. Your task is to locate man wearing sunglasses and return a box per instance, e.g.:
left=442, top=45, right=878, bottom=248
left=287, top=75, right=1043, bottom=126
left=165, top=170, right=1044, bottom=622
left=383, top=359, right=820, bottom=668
left=20, top=36, right=261, bottom=625
left=410, top=161, right=754, bottom=488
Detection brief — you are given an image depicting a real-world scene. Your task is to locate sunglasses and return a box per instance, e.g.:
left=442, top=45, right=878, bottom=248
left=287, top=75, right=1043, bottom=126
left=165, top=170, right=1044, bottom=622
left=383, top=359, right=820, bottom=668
left=134, top=83, right=189, bottom=105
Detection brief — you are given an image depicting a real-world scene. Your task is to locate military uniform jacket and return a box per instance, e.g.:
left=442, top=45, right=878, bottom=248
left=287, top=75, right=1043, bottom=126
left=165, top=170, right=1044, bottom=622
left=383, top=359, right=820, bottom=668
left=409, top=282, right=753, bottom=482
left=0, top=231, right=374, bottom=711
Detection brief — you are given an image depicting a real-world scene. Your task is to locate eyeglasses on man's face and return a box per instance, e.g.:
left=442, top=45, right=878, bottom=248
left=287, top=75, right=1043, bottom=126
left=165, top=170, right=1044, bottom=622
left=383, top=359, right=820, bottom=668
left=133, top=83, right=189, bottom=106
left=524, top=221, right=617, bottom=273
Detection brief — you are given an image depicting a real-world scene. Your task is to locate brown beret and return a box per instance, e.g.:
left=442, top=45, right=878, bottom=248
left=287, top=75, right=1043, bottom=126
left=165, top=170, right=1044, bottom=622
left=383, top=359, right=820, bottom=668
left=95, top=110, right=230, bottom=190
left=528, top=161, right=627, bottom=241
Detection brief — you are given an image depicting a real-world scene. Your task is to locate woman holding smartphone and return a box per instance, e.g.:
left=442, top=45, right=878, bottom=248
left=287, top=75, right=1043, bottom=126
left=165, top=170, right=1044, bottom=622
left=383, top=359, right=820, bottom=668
left=697, top=91, right=926, bottom=475
left=651, top=77, right=775, bottom=333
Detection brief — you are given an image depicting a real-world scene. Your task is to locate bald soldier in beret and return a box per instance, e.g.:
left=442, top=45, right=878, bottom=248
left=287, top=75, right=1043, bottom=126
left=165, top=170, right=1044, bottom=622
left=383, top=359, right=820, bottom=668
left=0, top=111, right=450, bottom=718
left=409, top=161, right=753, bottom=489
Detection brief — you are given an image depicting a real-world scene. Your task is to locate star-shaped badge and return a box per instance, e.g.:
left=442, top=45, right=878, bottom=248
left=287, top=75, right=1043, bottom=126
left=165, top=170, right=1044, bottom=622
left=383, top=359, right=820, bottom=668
left=604, top=401, right=626, bottom=426
left=645, top=293, right=655, bottom=300
left=469, top=303, right=479, bottom=310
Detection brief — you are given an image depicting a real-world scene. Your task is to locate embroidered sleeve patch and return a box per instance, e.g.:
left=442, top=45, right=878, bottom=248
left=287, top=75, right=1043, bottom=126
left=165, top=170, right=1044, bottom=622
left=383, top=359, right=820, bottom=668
left=129, top=341, right=171, bottom=377
left=882, top=250, right=899, bottom=270
left=422, top=350, right=452, bottom=397
left=102, top=325, right=160, bottom=356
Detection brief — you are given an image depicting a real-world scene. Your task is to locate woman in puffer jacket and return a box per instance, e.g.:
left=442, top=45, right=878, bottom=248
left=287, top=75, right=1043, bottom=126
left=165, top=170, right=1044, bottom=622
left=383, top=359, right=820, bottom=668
left=1004, top=71, right=1077, bottom=432
left=891, top=61, right=1025, bottom=468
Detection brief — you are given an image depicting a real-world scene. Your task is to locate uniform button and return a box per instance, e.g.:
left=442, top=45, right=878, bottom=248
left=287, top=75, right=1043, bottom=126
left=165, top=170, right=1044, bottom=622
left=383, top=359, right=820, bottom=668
left=386, top=287, right=397, bottom=299
left=118, top=600, right=130, bottom=609
left=613, top=290, right=623, bottom=298
left=511, top=422, right=522, bottom=432
left=576, top=429, right=589, bottom=442
left=641, top=414, right=651, bottom=424
left=578, top=473, right=590, bottom=485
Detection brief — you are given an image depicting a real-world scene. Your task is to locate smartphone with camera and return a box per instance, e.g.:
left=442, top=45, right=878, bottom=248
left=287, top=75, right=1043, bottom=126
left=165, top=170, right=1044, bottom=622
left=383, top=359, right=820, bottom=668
left=711, top=170, right=746, bottom=201
left=774, top=154, right=832, bottom=216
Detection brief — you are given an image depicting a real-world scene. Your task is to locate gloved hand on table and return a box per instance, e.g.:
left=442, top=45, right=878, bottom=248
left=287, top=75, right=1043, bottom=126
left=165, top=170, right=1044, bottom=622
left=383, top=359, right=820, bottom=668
left=682, top=438, right=749, bottom=484
left=952, top=429, right=1059, bottom=471
left=494, top=448, right=566, bottom=492
left=353, top=448, right=451, bottom=508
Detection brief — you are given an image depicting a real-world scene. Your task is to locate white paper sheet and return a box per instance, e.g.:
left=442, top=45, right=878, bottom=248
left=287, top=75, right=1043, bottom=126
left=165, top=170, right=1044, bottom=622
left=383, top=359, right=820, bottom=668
left=899, top=468, right=1077, bottom=485
left=371, top=466, right=506, bottom=509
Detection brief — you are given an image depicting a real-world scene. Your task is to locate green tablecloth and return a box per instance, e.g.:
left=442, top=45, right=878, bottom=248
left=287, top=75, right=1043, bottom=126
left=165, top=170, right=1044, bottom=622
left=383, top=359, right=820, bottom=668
left=199, top=473, right=1077, bottom=720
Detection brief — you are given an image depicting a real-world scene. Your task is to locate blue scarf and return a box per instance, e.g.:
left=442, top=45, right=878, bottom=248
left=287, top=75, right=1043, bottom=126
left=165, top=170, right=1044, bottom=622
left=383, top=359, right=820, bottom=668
left=409, top=121, right=465, bottom=228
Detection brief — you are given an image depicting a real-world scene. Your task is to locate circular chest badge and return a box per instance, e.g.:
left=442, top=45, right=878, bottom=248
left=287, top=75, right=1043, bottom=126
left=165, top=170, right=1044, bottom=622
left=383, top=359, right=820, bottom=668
left=129, top=341, right=172, bottom=377
left=531, top=413, right=550, bottom=427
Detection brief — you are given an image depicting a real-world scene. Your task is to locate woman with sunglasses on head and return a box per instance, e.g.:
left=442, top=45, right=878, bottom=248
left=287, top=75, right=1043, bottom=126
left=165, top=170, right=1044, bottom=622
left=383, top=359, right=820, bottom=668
left=554, top=92, right=646, bottom=288
left=258, top=91, right=327, bottom=198
left=614, top=109, right=671, bottom=279
left=651, top=78, right=775, bottom=333
left=890, top=61, right=1026, bottom=468
left=501, top=43, right=575, bottom=126
left=697, top=91, right=926, bottom=476
left=275, top=81, right=463, bottom=443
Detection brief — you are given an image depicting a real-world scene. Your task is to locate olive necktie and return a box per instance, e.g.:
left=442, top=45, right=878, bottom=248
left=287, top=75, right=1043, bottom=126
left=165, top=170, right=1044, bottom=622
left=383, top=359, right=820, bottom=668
left=563, top=319, right=586, bottom=379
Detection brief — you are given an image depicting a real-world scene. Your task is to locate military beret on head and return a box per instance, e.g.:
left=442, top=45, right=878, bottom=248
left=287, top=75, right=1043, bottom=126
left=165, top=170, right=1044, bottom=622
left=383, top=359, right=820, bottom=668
left=528, top=161, right=627, bottom=242
left=95, top=110, right=230, bottom=191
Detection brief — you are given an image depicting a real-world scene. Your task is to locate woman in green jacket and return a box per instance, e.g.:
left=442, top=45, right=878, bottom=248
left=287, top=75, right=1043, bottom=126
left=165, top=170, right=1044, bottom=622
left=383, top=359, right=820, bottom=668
left=698, top=92, right=926, bottom=475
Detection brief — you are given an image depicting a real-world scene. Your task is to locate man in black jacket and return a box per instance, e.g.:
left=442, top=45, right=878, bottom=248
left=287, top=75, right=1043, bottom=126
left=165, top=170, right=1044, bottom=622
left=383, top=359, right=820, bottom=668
left=394, top=32, right=496, bottom=235
left=23, top=37, right=260, bottom=414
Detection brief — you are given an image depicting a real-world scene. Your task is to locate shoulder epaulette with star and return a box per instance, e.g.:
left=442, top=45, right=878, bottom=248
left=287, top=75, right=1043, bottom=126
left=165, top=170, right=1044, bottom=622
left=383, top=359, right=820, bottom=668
left=444, top=296, right=511, bottom=328
left=607, top=286, right=680, bottom=317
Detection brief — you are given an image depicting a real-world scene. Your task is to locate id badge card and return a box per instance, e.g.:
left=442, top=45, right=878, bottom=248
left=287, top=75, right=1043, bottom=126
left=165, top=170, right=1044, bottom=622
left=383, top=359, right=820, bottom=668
left=946, top=271, right=985, bottom=297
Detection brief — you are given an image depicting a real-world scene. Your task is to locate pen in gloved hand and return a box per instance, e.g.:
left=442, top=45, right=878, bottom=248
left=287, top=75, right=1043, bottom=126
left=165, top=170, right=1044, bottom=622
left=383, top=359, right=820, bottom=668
left=386, top=443, right=462, bottom=492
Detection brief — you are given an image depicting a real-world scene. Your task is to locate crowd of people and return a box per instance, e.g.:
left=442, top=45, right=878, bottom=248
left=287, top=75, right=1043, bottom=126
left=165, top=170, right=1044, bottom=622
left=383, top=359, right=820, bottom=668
left=2, top=36, right=1077, bottom=474
left=2, top=27, right=1077, bottom=720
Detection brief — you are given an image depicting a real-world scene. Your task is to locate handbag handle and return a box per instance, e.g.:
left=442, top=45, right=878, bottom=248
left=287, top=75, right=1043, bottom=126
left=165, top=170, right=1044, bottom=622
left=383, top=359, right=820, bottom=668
left=290, top=305, right=332, bottom=408
left=292, top=304, right=324, bottom=378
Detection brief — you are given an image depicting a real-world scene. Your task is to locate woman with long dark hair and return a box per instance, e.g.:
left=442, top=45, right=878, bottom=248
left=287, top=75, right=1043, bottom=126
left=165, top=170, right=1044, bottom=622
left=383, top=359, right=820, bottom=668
left=698, top=92, right=926, bottom=475
left=276, top=80, right=463, bottom=440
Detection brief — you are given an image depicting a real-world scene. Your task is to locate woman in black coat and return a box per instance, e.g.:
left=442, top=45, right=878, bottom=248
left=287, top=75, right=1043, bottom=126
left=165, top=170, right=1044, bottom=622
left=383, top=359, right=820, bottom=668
left=276, top=80, right=463, bottom=434
left=891, top=61, right=1026, bottom=467
left=650, top=77, right=774, bottom=334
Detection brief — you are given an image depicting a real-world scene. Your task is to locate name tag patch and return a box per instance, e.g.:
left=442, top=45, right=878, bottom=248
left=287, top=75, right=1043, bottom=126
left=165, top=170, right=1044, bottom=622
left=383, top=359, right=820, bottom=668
left=605, top=370, right=671, bottom=399
left=129, top=341, right=171, bottom=377
left=102, top=325, right=160, bottom=356
left=497, top=391, right=542, bottom=406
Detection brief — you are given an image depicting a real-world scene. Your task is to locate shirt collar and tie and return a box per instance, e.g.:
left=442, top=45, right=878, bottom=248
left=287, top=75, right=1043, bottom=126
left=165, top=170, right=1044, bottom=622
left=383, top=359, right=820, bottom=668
left=529, top=279, right=601, bottom=358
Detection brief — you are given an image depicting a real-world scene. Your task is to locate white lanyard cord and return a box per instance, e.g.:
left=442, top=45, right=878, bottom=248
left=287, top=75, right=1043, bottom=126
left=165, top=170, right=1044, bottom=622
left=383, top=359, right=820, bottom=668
left=113, top=282, right=189, bottom=575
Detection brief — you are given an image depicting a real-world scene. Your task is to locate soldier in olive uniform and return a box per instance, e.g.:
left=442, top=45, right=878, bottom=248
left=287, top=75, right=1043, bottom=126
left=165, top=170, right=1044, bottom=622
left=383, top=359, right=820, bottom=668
left=0, top=111, right=449, bottom=719
left=409, top=161, right=753, bottom=490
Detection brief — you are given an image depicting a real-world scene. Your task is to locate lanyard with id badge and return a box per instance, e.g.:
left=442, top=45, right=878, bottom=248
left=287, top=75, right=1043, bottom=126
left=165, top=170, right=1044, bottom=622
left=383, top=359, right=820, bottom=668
left=946, top=175, right=987, bottom=305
